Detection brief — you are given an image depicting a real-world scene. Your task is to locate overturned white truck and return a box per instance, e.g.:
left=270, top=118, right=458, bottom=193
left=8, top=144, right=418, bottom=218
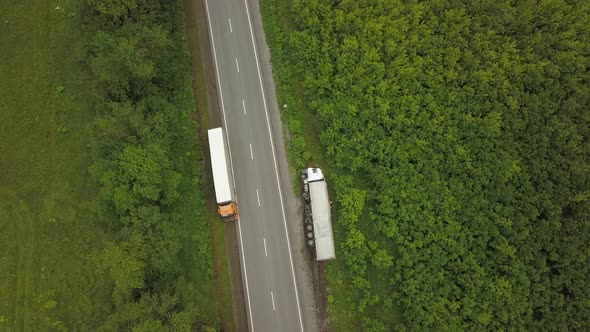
left=302, top=168, right=335, bottom=261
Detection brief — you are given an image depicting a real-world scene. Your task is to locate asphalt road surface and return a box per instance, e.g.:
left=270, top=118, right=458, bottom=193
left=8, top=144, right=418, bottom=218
left=203, top=1, right=305, bottom=331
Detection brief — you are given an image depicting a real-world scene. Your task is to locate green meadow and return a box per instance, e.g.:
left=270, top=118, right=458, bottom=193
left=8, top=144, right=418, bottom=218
left=0, top=0, right=111, bottom=330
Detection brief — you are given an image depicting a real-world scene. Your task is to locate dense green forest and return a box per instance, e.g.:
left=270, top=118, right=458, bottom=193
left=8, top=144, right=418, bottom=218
left=85, top=0, right=217, bottom=330
left=264, top=0, right=589, bottom=330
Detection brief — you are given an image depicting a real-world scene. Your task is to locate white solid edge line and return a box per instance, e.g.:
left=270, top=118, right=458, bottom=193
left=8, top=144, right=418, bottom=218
left=271, top=291, right=276, bottom=311
left=250, top=143, right=254, bottom=160
left=204, top=1, right=255, bottom=332
left=242, top=99, right=247, bottom=115
left=243, top=0, right=304, bottom=331
left=228, top=18, right=233, bottom=32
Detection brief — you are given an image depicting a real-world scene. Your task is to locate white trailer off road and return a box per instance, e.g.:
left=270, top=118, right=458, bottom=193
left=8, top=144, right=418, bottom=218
left=302, top=168, right=335, bottom=261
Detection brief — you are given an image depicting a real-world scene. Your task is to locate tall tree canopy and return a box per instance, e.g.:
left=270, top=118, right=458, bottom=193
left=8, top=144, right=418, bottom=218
left=286, top=0, right=590, bottom=330
left=86, top=0, right=216, bottom=330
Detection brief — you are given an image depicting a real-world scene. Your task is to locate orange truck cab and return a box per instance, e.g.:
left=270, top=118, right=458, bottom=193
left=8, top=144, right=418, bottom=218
left=218, top=201, right=238, bottom=222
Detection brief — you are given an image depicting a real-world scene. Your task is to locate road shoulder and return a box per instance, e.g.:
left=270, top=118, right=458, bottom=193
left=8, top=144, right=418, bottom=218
left=245, top=1, right=321, bottom=331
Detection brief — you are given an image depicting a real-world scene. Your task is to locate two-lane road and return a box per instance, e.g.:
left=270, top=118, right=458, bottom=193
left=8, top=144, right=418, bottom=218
left=204, top=0, right=304, bottom=331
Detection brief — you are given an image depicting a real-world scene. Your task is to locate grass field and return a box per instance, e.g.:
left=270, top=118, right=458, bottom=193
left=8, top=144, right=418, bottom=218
left=0, top=1, right=112, bottom=330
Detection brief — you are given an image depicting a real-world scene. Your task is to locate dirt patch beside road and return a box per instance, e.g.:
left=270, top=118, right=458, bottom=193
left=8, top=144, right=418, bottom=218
left=314, top=263, right=332, bottom=332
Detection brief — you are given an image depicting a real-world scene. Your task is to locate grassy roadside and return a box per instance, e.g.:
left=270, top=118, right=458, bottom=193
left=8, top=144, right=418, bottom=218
left=259, top=0, right=327, bottom=194
left=0, top=0, right=111, bottom=330
left=174, top=7, right=218, bottom=325
left=182, top=1, right=235, bottom=330
left=260, top=1, right=398, bottom=330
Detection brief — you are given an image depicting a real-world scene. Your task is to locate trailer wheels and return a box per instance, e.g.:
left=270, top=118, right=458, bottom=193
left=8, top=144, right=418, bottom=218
left=304, top=205, right=312, bottom=216
left=302, top=191, right=310, bottom=202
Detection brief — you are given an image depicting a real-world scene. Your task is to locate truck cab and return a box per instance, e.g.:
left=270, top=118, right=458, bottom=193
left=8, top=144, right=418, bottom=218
left=218, top=201, right=238, bottom=222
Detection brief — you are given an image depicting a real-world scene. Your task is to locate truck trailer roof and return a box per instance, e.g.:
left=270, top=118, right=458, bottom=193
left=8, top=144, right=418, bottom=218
left=309, top=180, right=335, bottom=261
left=207, top=128, right=233, bottom=204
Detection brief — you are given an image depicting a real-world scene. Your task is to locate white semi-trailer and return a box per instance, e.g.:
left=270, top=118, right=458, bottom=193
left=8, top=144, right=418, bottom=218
left=208, top=127, right=238, bottom=222
left=302, top=168, right=335, bottom=261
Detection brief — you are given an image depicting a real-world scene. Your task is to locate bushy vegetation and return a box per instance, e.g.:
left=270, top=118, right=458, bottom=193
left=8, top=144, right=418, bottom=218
left=85, top=0, right=217, bottom=330
left=0, top=1, right=216, bottom=330
left=264, top=0, right=590, bottom=330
